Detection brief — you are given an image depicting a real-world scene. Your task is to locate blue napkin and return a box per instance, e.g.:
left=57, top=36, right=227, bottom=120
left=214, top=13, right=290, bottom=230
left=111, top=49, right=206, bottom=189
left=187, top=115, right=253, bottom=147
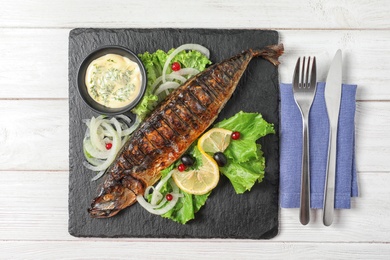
left=280, top=82, right=358, bottom=209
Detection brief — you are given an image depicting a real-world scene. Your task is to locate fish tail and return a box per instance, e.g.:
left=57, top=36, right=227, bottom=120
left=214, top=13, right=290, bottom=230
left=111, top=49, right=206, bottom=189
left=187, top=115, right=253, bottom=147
left=252, top=43, right=284, bottom=66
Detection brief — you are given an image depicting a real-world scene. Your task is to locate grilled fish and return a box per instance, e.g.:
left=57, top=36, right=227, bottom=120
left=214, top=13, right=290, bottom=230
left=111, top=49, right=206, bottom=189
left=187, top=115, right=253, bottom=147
left=88, top=43, right=284, bottom=218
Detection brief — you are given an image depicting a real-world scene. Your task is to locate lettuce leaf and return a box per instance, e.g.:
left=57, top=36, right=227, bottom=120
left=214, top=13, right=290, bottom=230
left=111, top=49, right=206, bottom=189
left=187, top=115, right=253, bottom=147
left=215, top=111, right=275, bottom=141
left=215, top=111, right=275, bottom=194
left=220, top=144, right=266, bottom=193
left=162, top=190, right=210, bottom=224
left=132, top=48, right=211, bottom=120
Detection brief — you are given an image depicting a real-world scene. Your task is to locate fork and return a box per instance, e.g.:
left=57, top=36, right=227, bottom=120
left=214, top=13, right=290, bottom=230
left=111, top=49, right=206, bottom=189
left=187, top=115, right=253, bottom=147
left=292, top=56, right=317, bottom=225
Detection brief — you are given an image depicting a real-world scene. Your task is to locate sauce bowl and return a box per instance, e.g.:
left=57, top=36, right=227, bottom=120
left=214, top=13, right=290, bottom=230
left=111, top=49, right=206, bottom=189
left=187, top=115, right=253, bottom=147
left=77, top=45, right=147, bottom=116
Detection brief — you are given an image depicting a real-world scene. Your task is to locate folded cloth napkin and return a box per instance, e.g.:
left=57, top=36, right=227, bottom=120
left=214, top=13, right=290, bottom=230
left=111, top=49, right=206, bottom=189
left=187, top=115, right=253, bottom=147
left=280, top=82, right=358, bottom=209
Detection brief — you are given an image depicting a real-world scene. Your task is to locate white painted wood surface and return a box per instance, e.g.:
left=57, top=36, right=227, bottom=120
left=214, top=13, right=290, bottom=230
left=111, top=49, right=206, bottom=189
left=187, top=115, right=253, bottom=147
left=1, top=0, right=389, bottom=259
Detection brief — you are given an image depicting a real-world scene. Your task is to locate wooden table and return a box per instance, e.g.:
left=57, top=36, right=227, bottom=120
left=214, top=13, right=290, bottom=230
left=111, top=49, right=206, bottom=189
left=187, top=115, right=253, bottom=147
left=1, top=1, right=389, bottom=259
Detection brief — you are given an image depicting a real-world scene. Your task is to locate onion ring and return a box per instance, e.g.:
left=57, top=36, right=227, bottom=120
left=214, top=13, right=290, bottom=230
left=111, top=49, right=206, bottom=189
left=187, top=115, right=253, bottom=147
left=162, top=44, right=209, bottom=83
left=82, top=114, right=139, bottom=180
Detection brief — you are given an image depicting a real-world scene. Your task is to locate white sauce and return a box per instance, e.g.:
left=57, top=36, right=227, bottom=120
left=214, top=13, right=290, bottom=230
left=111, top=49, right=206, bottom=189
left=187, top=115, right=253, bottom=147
left=85, top=54, right=142, bottom=108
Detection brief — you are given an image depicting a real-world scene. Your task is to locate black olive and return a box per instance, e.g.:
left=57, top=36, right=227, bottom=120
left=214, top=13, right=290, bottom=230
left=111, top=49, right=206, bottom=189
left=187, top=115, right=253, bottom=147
left=181, top=154, right=195, bottom=166
left=213, top=152, right=227, bottom=167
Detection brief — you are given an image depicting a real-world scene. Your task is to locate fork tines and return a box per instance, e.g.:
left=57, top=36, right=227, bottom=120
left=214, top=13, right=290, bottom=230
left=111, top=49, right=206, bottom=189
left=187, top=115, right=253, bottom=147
left=295, top=56, right=317, bottom=90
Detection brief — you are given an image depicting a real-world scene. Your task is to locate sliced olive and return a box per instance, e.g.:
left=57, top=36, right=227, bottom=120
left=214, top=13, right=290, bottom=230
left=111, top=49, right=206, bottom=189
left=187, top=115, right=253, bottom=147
left=181, top=154, right=195, bottom=166
left=213, top=152, right=227, bottom=167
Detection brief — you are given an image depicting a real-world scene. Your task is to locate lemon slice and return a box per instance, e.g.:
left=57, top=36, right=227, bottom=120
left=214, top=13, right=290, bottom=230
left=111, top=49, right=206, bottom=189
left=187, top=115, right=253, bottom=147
left=172, top=152, right=219, bottom=195
left=172, top=128, right=232, bottom=195
left=198, top=128, right=232, bottom=154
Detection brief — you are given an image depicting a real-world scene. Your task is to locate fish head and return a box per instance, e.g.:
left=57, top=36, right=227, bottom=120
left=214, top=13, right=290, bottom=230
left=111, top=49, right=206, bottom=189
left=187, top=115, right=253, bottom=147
left=88, top=184, right=136, bottom=218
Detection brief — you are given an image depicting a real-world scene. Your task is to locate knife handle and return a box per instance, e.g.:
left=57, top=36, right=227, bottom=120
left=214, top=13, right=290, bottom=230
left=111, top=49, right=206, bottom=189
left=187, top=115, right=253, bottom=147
left=300, top=117, right=310, bottom=225
left=323, top=128, right=337, bottom=226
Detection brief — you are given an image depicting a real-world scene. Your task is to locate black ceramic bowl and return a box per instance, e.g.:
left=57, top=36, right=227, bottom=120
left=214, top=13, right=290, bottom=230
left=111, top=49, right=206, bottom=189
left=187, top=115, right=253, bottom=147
left=77, top=46, right=147, bottom=115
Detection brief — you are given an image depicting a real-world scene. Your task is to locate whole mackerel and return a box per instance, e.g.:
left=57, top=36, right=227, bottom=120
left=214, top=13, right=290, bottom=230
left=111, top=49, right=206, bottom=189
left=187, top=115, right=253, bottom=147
left=89, top=44, right=284, bottom=218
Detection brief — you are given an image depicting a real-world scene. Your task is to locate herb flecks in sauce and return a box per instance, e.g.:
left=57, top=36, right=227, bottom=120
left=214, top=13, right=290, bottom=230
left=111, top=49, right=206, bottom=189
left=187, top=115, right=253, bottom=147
left=85, top=54, right=142, bottom=108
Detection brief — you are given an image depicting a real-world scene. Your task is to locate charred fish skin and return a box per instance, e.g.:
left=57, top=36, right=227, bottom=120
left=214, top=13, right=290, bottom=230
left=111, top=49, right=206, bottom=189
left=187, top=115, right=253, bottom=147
left=88, top=44, right=284, bottom=218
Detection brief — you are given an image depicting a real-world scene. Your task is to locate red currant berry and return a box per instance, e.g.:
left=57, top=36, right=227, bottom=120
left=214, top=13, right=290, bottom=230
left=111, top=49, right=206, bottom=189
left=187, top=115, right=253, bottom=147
left=166, top=193, right=173, bottom=201
left=171, top=62, right=181, bottom=71
left=178, top=163, right=186, bottom=172
left=105, top=143, right=113, bottom=150
left=231, top=131, right=241, bottom=140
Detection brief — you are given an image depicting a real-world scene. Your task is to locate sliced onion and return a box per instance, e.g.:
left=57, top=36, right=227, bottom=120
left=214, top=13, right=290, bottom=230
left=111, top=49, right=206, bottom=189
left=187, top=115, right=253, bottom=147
left=151, top=190, right=163, bottom=206
left=148, top=171, right=173, bottom=205
left=116, top=114, right=132, bottom=126
left=144, top=186, right=154, bottom=199
left=83, top=150, right=105, bottom=166
left=155, top=171, right=174, bottom=191
left=90, top=170, right=106, bottom=181
left=137, top=191, right=183, bottom=215
left=110, top=117, right=123, bottom=138
left=143, top=186, right=163, bottom=206
left=89, top=116, right=106, bottom=152
left=83, top=122, right=120, bottom=172
left=154, top=81, right=180, bottom=96
left=121, top=115, right=141, bottom=137
left=167, top=73, right=187, bottom=83
left=150, top=73, right=186, bottom=94
left=162, top=44, right=210, bottom=83
left=82, top=115, right=138, bottom=181
left=83, top=138, right=109, bottom=159
left=150, top=189, right=163, bottom=206
left=136, top=170, right=184, bottom=215
left=151, top=69, right=198, bottom=92
left=174, top=68, right=200, bottom=77
left=137, top=193, right=182, bottom=215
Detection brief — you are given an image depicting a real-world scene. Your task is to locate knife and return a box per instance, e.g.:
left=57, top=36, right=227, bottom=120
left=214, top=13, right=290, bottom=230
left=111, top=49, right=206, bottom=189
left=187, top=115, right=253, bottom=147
left=323, top=50, right=343, bottom=226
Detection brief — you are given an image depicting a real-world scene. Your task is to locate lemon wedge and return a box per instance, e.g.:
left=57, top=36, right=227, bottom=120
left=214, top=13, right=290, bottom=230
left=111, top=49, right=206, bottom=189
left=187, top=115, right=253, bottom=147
left=197, top=128, right=232, bottom=154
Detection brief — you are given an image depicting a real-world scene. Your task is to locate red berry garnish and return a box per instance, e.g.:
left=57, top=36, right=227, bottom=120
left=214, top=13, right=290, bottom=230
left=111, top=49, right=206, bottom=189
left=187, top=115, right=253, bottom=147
left=171, top=62, right=181, bottom=71
left=178, top=163, right=186, bottom=172
left=231, top=131, right=241, bottom=140
left=166, top=193, right=173, bottom=201
left=105, top=143, right=113, bottom=150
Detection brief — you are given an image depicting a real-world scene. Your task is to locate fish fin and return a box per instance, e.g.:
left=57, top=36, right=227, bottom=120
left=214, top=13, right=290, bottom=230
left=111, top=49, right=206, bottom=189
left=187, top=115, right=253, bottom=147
left=253, top=43, right=284, bottom=66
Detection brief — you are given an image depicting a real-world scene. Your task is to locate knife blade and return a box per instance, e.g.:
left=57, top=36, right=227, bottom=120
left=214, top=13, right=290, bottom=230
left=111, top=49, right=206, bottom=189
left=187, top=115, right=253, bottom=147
left=323, top=50, right=343, bottom=226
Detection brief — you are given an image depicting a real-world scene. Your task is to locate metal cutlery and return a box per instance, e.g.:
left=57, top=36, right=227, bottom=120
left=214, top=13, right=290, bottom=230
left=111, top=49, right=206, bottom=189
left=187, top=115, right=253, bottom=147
left=323, top=50, right=343, bottom=226
left=292, top=56, right=317, bottom=225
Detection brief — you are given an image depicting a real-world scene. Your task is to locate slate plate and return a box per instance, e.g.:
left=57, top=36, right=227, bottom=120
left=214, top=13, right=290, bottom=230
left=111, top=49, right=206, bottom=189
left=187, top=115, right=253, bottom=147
left=69, top=28, right=280, bottom=239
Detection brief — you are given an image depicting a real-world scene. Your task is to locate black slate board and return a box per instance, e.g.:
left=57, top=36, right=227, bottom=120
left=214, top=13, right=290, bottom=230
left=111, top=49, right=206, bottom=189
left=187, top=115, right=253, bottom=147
left=69, top=28, right=280, bottom=239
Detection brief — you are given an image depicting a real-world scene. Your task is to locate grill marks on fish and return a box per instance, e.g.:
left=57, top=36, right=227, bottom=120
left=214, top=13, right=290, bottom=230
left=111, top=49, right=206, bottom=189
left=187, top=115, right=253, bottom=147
left=152, top=114, right=178, bottom=143
left=137, top=132, right=157, bottom=156
left=143, top=122, right=169, bottom=151
left=110, top=156, right=133, bottom=181
left=162, top=106, right=189, bottom=136
left=88, top=44, right=284, bottom=218
left=127, top=142, right=145, bottom=166
left=189, top=81, right=217, bottom=108
left=171, top=100, right=200, bottom=130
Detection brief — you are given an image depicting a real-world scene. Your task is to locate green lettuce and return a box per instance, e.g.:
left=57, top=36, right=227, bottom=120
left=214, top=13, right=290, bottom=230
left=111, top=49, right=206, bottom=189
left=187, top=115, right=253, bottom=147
left=215, top=111, right=275, bottom=194
left=132, top=48, right=211, bottom=119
